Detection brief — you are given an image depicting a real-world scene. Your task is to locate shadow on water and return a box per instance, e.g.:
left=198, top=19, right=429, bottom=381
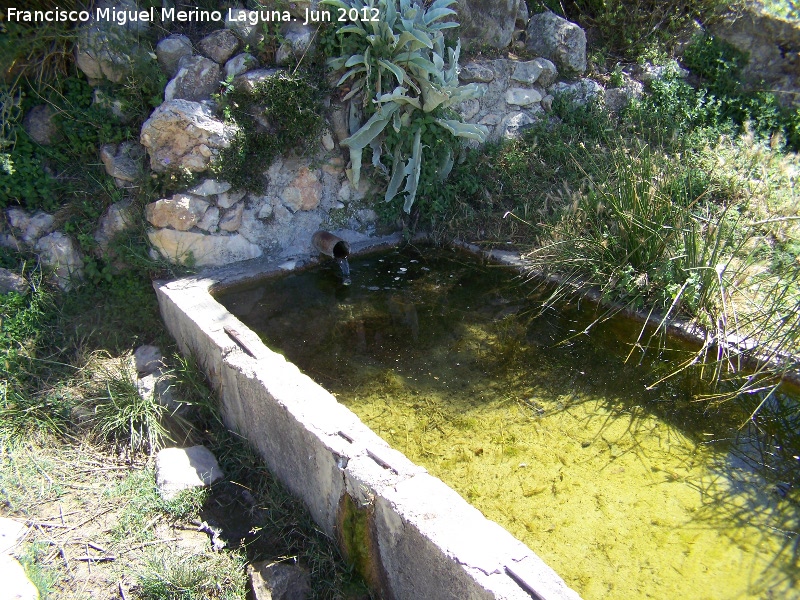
left=215, top=245, right=800, bottom=599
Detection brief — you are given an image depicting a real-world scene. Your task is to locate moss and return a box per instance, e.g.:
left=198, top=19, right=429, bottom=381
left=336, top=493, right=384, bottom=594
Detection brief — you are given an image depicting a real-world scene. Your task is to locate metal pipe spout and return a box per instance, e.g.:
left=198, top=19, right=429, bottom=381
left=312, top=231, right=351, bottom=285
left=311, top=231, right=350, bottom=259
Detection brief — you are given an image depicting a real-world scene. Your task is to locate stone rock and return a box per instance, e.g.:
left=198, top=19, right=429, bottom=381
left=525, top=11, right=586, bottom=74
left=146, top=193, right=210, bottom=231
left=505, top=87, right=543, bottom=106
left=140, top=99, right=238, bottom=173
left=0, top=555, right=39, bottom=600
left=329, top=104, right=350, bottom=144
left=549, top=78, right=604, bottom=105
left=0, top=517, right=27, bottom=554
left=710, top=6, right=800, bottom=107
left=635, top=61, right=689, bottom=83
left=515, top=0, right=529, bottom=28
left=155, top=446, right=224, bottom=501
left=225, top=9, right=265, bottom=46
left=604, top=81, right=644, bottom=114
left=541, top=94, right=554, bottom=112
left=99, top=141, right=145, bottom=183
left=198, top=29, right=240, bottom=65
left=75, top=1, right=151, bottom=83
left=34, top=232, right=84, bottom=291
left=94, top=199, right=135, bottom=252
left=459, top=62, right=495, bottom=84
left=134, top=345, right=163, bottom=376
left=276, top=23, right=315, bottom=66
left=6, top=209, right=55, bottom=245
left=321, top=131, right=335, bottom=151
left=232, top=68, right=284, bottom=94
left=190, top=179, right=232, bottom=197
left=219, top=204, right=244, bottom=232
left=0, top=268, right=28, bottom=296
left=224, top=53, right=259, bottom=79
left=532, top=57, right=558, bottom=87
left=456, top=0, right=521, bottom=49
left=281, top=167, right=321, bottom=212
left=501, top=111, right=537, bottom=139
left=216, top=189, right=246, bottom=209
left=165, top=55, right=221, bottom=102
left=257, top=201, right=274, bottom=220
left=459, top=98, right=481, bottom=120
left=511, top=61, right=543, bottom=85
left=196, top=206, right=220, bottom=232
left=148, top=229, right=262, bottom=267
left=156, top=34, right=193, bottom=78
left=248, top=560, right=311, bottom=600
left=137, top=372, right=180, bottom=412
left=22, top=105, right=58, bottom=145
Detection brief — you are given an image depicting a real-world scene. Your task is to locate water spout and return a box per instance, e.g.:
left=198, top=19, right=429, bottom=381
left=312, top=231, right=351, bottom=285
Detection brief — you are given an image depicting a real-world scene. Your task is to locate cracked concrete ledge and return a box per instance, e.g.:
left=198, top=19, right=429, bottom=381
left=155, top=236, right=582, bottom=600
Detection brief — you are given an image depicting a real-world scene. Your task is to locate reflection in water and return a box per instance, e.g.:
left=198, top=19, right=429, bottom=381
left=216, top=246, right=799, bottom=600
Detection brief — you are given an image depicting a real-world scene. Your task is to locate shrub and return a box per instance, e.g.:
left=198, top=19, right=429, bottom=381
left=323, top=0, right=487, bottom=216
left=212, top=71, right=326, bottom=192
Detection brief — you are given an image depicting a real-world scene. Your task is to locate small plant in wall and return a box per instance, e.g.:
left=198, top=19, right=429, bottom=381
left=322, top=0, right=488, bottom=214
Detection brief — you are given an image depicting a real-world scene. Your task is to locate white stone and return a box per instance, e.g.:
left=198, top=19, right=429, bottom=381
left=148, top=229, right=262, bottom=267
left=7, top=209, right=55, bottom=246
left=0, top=555, right=39, bottom=600
left=501, top=111, right=537, bottom=139
left=511, top=61, right=543, bottom=85
left=216, top=189, right=246, bottom=209
left=458, top=98, right=481, bottom=120
left=134, top=345, right=162, bottom=376
left=224, top=53, right=258, bottom=79
left=140, top=100, right=238, bottom=173
left=321, top=131, right=335, bottom=151
left=225, top=9, right=265, bottom=46
left=146, top=194, right=210, bottom=231
left=99, top=141, right=144, bottom=183
left=549, top=78, right=604, bottom=105
left=257, top=202, right=274, bottom=220
left=34, top=232, right=83, bottom=291
left=156, top=34, right=192, bottom=78
left=94, top=199, right=135, bottom=252
left=533, top=57, right=558, bottom=87
left=155, top=446, right=224, bottom=501
left=219, top=204, right=244, bottom=232
left=137, top=373, right=180, bottom=412
left=0, top=268, right=28, bottom=296
left=190, top=179, right=232, bottom=197
left=505, top=87, right=543, bottom=106
left=165, top=55, right=221, bottom=102
left=196, top=206, right=220, bottom=232
left=197, top=29, right=240, bottom=65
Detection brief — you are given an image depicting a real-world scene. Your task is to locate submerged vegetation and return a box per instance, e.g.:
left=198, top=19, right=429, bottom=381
left=2, top=0, right=799, bottom=597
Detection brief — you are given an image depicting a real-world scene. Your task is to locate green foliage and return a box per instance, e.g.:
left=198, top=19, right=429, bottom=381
left=529, top=0, right=725, bottom=59
left=82, top=354, right=173, bottom=455
left=212, top=71, right=325, bottom=192
left=323, top=0, right=487, bottom=215
left=135, top=548, right=246, bottom=600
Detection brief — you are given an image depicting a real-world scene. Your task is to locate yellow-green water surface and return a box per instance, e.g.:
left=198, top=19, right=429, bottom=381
left=215, top=247, right=799, bottom=600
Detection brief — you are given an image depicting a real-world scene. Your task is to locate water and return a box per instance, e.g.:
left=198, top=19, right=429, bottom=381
left=215, top=246, right=800, bottom=600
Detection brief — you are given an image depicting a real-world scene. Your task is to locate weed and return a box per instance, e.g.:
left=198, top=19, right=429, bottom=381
left=15, top=541, right=59, bottom=599
left=212, top=70, right=326, bottom=192
left=81, top=353, right=172, bottom=456
left=134, top=548, right=246, bottom=600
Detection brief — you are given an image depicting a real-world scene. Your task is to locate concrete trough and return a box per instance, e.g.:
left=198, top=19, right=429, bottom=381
left=155, top=235, right=582, bottom=600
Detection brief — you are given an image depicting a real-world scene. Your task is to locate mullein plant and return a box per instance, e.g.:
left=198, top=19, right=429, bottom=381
left=322, top=0, right=488, bottom=213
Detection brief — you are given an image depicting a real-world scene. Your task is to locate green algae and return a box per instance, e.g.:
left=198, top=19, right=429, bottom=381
left=215, top=246, right=800, bottom=600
